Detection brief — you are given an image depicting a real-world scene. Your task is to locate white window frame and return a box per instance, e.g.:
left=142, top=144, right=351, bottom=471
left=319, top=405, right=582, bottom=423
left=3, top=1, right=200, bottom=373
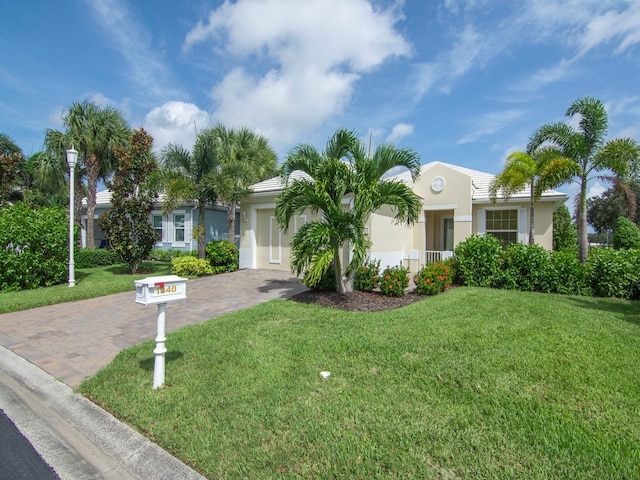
left=170, top=211, right=190, bottom=247
left=151, top=212, right=167, bottom=245
left=478, top=207, right=526, bottom=244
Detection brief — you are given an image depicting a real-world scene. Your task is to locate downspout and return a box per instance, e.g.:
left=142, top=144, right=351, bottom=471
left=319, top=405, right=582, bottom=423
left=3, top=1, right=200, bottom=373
left=190, top=204, right=198, bottom=254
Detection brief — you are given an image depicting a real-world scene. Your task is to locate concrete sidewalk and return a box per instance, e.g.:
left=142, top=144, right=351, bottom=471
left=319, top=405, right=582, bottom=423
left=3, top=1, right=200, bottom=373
left=0, top=269, right=306, bottom=479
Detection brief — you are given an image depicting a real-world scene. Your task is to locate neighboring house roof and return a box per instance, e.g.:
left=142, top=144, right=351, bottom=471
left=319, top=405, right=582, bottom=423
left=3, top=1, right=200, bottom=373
left=249, top=161, right=568, bottom=203
left=250, top=171, right=311, bottom=194
left=409, top=161, right=567, bottom=203
left=82, top=190, right=227, bottom=209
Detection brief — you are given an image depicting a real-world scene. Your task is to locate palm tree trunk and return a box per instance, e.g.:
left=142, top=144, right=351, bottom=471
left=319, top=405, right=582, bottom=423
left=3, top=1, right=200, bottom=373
left=227, top=203, right=236, bottom=246
left=333, top=246, right=349, bottom=294
left=578, top=178, right=589, bottom=263
left=529, top=195, right=535, bottom=245
left=85, top=153, right=99, bottom=249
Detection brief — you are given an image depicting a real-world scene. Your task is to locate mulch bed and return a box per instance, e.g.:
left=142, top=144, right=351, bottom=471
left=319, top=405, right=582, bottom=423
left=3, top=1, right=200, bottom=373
left=290, top=289, right=425, bottom=312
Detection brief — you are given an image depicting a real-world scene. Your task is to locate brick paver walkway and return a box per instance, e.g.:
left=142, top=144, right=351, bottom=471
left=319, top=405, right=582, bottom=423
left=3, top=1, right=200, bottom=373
left=0, top=270, right=305, bottom=387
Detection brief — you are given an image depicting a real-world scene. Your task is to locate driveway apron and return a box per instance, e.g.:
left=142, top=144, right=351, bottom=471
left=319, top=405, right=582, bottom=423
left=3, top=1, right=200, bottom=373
left=0, top=269, right=305, bottom=388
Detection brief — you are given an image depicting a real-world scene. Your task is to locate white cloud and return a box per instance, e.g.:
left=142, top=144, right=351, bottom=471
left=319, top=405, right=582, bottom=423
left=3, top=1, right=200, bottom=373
left=456, top=110, right=524, bottom=145
left=85, top=0, right=183, bottom=102
left=183, top=0, right=410, bottom=150
left=413, top=25, right=491, bottom=99
left=385, top=123, right=414, bottom=143
left=576, top=2, right=640, bottom=56
left=144, top=101, right=211, bottom=152
left=587, top=181, right=607, bottom=199
left=509, top=58, right=576, bottom=93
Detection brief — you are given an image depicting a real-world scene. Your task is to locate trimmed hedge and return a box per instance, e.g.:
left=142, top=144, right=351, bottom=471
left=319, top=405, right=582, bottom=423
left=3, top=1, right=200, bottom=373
left=171, top=256, right=213, bottom=277
left=75, top=248, right=121, bottom=269
left=453, top=234, right=640, bottom=300
left=0, top=203, right=68, bottom=291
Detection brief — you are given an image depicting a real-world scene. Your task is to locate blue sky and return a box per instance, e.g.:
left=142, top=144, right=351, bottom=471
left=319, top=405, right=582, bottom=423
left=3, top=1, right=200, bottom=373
left=2, top=0, right=639, bottom=201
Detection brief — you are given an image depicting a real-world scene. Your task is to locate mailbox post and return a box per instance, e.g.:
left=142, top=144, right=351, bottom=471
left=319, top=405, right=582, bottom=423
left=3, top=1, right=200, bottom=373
left=134, top=275, right=187, bottom=389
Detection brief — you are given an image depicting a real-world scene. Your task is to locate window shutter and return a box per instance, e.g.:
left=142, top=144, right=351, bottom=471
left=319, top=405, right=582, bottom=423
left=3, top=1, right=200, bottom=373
left=518, top=208, right=527, bottom=243
left=477, top=209, right=486, bottom=234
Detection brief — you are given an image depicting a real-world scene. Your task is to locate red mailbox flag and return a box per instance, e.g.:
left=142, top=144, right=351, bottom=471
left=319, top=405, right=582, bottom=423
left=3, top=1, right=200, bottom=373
left=155, top=282, right=165, bottom=289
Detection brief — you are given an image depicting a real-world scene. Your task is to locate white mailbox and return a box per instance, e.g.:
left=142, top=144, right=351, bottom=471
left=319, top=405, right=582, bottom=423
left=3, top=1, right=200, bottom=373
left=135, top=275, right=187, bottom=305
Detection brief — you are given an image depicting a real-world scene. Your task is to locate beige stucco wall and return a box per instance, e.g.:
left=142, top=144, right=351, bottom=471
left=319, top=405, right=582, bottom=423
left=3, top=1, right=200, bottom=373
left=240, top=167, right=562, bottom=271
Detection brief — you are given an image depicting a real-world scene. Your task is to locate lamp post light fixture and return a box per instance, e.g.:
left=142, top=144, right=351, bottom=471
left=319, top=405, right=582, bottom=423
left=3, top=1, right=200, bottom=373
left=66, top=147, right=78, bottom=288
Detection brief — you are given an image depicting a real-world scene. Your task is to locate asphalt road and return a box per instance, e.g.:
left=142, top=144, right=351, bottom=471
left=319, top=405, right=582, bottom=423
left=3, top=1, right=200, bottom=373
left=0, top=408, right=59, bottom=479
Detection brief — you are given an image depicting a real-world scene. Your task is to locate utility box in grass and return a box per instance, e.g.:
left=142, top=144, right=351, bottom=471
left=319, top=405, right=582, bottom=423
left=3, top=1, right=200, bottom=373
left=135, top=275, right=187, bottom=305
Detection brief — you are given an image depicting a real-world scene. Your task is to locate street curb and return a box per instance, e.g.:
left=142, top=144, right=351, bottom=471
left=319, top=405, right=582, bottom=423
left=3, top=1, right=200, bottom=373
left=0, top=346, right=205, bottom=480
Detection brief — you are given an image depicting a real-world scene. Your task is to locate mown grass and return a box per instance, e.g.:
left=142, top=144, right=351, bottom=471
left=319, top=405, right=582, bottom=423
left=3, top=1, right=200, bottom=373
left=0, top=262, right=171, bottom=313
left=80, top=287, right=640, bottom=479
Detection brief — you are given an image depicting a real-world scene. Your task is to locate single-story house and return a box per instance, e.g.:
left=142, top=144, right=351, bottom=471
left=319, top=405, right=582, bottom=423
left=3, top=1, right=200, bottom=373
left=82, top=189, right=239, bottom=252
left=239, top=161, right=568, bottom=272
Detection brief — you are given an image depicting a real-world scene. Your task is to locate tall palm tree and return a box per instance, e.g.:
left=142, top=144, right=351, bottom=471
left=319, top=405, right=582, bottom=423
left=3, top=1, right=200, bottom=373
left=489, top=146, right=577, bottom=245
left=276, top=128, right=422, bottom=294
left=528, top=96, right=640, bottom=262
left=157, top=128, right=221, bottom=259
left=207, top=124, right=277, bottom=242
left=45, top=100, right=130, bottom=249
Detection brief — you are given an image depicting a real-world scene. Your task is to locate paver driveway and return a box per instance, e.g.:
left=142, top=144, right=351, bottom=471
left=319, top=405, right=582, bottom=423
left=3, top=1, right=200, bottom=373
left=0, top=269, right=305, bottom=387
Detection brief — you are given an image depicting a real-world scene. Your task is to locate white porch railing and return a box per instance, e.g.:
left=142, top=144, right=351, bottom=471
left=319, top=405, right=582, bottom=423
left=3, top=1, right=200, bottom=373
left=403, top=250, right=454, bottom=271
left=423, top=250, right=453, bottom=265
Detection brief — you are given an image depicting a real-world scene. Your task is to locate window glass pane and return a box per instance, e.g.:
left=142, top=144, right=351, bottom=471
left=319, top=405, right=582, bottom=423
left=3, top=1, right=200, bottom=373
left=174, top=214, right=185, bottom=242
left=485, top=209, right=518, bottom=245
left=152, top=215, right=163, bottom=242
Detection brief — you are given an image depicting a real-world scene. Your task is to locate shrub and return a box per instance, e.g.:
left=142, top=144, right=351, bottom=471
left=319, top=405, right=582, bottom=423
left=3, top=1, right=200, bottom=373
left=354, top=257, right=381, bottom=292
left=75, top=248, right=121, bottom=269
left=379, top=264, right=409, bottom=297
left=613, top=216, right=640, bottom=250
left=303, top=264, right=337, bottom=291
left=497, top=243, right=550, bottom=291
left=0, top=202, right=68, bottom=291
left=171, top=256, right=213, bottom=277
left=414, top=259, right=455, bottom=296
left=206, top=240, right=239, bottom=274
left=454, top=234, right=503, bottom=287
left=588, top=247, right=638, bottom=299
left=541, top=250, right=592, bottom=296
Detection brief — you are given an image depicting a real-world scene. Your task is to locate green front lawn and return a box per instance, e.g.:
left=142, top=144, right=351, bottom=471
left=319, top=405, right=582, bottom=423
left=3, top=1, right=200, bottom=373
left=80, top=287, right=640, bottom=479
left=0, top=262, right=171, bottom=313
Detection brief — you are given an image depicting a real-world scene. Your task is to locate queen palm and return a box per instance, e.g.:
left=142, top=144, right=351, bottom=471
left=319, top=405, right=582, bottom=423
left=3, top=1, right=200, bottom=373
left=489, top=146, right=576, bottom=245
left=528, top=96, right=640, bottom=262
left=45, top=100, right=130, bottom=248
left=275, top=128, right=422, bottom=294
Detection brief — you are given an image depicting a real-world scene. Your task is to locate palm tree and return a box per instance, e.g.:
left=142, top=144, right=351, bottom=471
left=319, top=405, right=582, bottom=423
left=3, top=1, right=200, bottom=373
left=45, top=100, right=130, bottom=249
left=528, top=96, right=640, bottom=262
left=275, top=128, right=422, bottom=294
left=207, top=124, right=277, bottom=242
left=157, top=128, right=221, bottom=259
left=489, top=146, right=577, bottom=245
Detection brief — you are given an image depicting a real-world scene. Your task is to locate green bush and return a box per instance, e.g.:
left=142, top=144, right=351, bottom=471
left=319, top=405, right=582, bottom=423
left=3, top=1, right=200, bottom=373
left=0, top=202, right=68, bottom=291
left=380, top=264, right=409, bottom=297
left=354, top=257, right=381, bottom=292
left=454, top=234, right=503, bottom=287
left=206, top=240, right=239, bottom=274
left=414, top=259, right=455, bottom=296
left=75, top=248, right=121, bottom=268
left=303, top=264, right=337, bottom=291
left=541, top=251, right=592, bottom=296
left=170, top=256, right=213, bottom=277
left=588, top=248, right=638, bottom=299
left=497, top=243, right=550, bottom=292
left=613, top=216, right=640, bottom=250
